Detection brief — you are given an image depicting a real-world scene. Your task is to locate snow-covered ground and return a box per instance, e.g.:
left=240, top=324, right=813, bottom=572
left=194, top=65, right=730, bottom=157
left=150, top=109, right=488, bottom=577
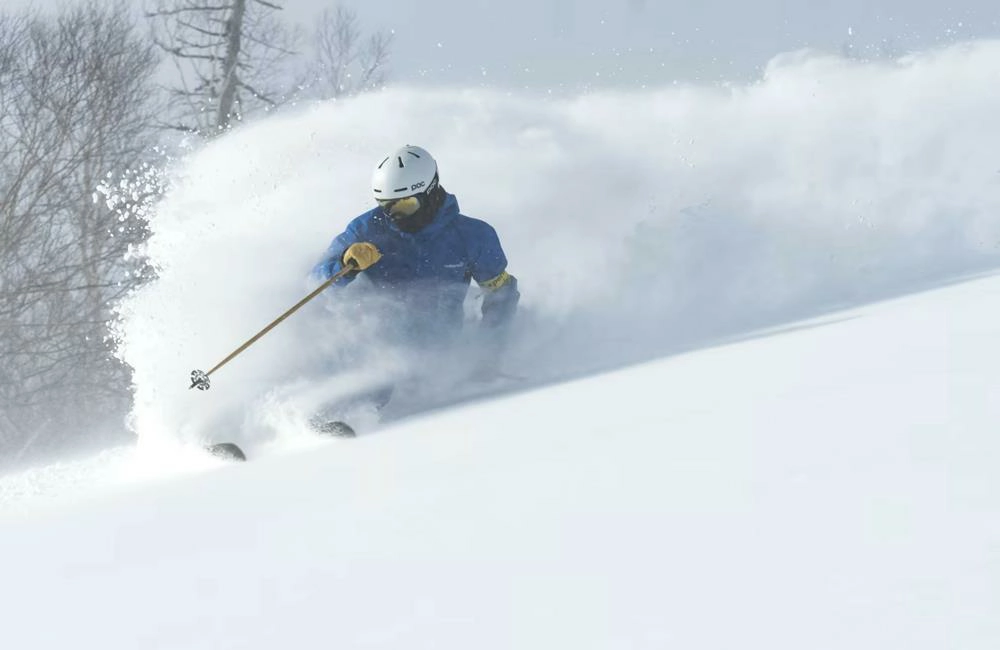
left=2, top=40, right=1000, bottom=648
left=2, top=272, right=999, bottom=649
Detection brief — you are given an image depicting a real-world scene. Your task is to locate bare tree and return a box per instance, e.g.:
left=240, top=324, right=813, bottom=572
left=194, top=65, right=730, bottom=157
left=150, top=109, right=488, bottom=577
left=146, top=0, right=301, bottom=135
left=309, top=6, right=391, bottom=99
left=0, top=1, right=160, bottom=464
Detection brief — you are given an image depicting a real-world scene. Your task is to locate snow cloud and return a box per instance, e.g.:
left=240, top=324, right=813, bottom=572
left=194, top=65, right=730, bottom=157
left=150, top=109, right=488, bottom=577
left=115, top=41, right=1000, bottom=447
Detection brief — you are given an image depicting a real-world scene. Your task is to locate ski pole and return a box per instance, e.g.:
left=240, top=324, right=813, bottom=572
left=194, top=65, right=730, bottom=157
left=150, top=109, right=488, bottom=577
left=189, top=261, right=358, bottom=390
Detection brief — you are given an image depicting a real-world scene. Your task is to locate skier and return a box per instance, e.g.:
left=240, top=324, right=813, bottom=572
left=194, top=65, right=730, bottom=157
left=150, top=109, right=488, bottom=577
left=311, top=145, right=520, bottom=420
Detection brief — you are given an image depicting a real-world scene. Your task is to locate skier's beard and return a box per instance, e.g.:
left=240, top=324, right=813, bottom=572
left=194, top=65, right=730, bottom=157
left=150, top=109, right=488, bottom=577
left=391, top=186, right=445, bottom=233
left=392, top=207, right=435, bottom=233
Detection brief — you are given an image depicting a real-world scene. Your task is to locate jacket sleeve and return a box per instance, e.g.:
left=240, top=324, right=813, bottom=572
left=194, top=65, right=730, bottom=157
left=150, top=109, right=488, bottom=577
left=311, top=217, right=366, bottom=286
left=480, top=271, right=519, bottom=329
left=468, top=221, right=519, bottom=330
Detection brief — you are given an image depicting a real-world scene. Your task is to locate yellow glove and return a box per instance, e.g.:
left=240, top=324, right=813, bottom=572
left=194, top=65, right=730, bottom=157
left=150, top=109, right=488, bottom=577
left=342, top=242, right=382, bottom=270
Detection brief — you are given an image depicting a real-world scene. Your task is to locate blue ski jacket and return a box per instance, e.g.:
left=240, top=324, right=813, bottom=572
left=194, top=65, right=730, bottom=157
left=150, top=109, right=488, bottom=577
left=313, top=192, right=519, bottom=346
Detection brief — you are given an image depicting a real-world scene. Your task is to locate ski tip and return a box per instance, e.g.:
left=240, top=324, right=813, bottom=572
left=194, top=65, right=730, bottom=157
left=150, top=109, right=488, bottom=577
left=313, top=420, right=357, bottom=438
left=206, top=442, right=247, bottom=462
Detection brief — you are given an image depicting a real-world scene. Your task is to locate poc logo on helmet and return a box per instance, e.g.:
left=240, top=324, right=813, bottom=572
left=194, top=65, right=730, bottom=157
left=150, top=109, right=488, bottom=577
left=410, top=181, right=425, bottom=191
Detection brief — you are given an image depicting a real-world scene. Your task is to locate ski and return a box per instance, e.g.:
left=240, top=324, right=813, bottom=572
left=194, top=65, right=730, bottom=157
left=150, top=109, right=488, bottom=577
left=203, top=420, right=355, bottom=462
left=205, top=441, right=247, bottom=462
left=312, top=420, right=357, bottom=438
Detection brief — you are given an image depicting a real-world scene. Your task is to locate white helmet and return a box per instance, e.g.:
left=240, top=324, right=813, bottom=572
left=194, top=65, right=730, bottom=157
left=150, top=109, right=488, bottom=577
left=372, top=145, right=438, bottom=200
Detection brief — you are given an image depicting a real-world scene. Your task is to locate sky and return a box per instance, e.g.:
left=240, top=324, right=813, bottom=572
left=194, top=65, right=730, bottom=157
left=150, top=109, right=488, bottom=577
left=6, top=0, right=1000, bottom=88
left=316, top=0, right=1000, bottom=87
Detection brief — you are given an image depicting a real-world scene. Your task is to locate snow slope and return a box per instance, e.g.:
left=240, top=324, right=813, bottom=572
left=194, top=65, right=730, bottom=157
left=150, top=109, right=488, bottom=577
left=2, top=271, right=999, bottom=649
left=1, top=40, right=1000, bottom=648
